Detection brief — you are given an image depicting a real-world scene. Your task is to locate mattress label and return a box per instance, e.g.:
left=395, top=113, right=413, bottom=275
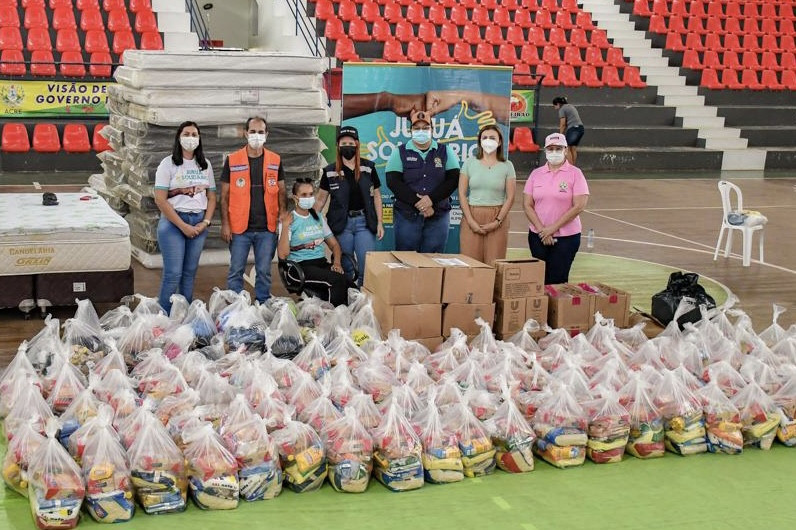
left=7, top=246, right=55, bottom=268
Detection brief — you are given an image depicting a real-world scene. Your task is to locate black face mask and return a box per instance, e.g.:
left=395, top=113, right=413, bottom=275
left=339, top=146, right=357, bottom=160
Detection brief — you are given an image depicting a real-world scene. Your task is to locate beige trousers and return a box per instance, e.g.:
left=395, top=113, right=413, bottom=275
left=459, top=205, right=509, bottom=265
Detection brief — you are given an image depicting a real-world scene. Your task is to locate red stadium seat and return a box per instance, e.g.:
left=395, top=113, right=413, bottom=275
left=704, top=16, right=722, bottom=34
left=681, top=49, right=701, bottom=69
left=77, top=0, right=100, bottom=9
left=472, top=6, right=491, bottom=27
left=721, top=51, right=741, bottom=71
left=665, top=32, right=686, bottom=52
left=134, top=10, right=158, bottom=33
left=783, top=70, right=796, bottom=90
left=92, top=123, right=110, bottom=151
left=56, top=29, right=80, bottom=52
left=450, top=5, right=468, bottom=25
left=26, top=27, right=52, bottom=51
left=778, top=4, right=796, bottom=21
left=484, top=26, right=505, bottom=45
left=463, top=25, right=481, bottom=45
left=84, top=29, right=109, bottom=53
left=702, top=50, right=721, bottom=70
left=0, top=26, right=23, bottom=49
left=519, top=44, right=540, bottom=65
left=590, top=29, right=611, bottom=49
left=89, top=51, right=112, bottom=76
left=684, top=33, right=704, bottom=52
left=743, top=18, right=762, bottom=36
left=633, top=0, right=651, bottom=17
left=338, top=0, right=358, bottom=22
left=371, top=19, right=391, bottom=42
left=740, top=69, right=763, bottom=90
left=417, top=22, right=437, bottom=44
left=667, top=15, right=687, bottom=34
left=23, top=7, right=48, bottom=29
left=700, top=68, right=722, bottom=89
left=80, top=9, right=104, bottom=31
left=724, top=2, right=742, bottom=19
left=569, top=28, right=590, bottom=48
left=0, top=9, right=20, bottom=28
left=722, top=33, right=743, bottom=53
left=514, top=9, right=533, bottom=28
left=688, top=1, right=705, bottom=17
left=52, top=7, right=77, bottom=30
left=760, top=19, right=778, bottom=37
left=779, top=19, right=795, bottom=36
left=494, top=7, right=511, bottom=28
left=760, top=52, right=780, bottom=71
left=382, top=39, right=405, bottom=62
left=513, top=127, right=539, bottom=152
left=406, top=40, right=430, bottom=62
left=50, top=0, right=73, bottom=8
left=706, top=2, right=723, bottom=18
left=427, top=4, right=446, bottom=25
left=430, top=41, right=453, bottom=63
left=781, top=52, right=796, bottom=71
left=63, top=123, right=91, bottom=152
left=102, top=0, right=125, bottom=10
left=741, top=51, right=760, bottom=71
left=30, top=49, right=56, bottom=75
left=541, top=45, right=564, bottom=66
left=476, top=42, right=498, bottom=65
left=439, top=22, right=459, bottom=45
left=334, top=37, right=359, bottom=62
left=2, top=123, right=30, bottom=152
left=606, top=47, right=626, bottom=67
left=128, top=0, right=151, bottom=13
left=527, top=26, right=546, bottom=46
left=648, top=14, right=667, bottom=34
left=623, top=66, right=646, bottom=88
left=670, top=0, right=687, bottom=17
left=723, top=17, right=742, bottom=35
left=760, top=69, right=783, bottom=90
left=534, top=9, right=553, bottom=30
left=563, top=46, right=584, bottom=66
left=33, top=123, right=61, bottom=152
left=506, top=25, right=525, bottom=46
left=575, top=11, right=594, bottom=30
left=453, top=42, right=474, bottom=64
left=720, top=68, right=743, bottom=90
left=112, top=30, right=136, bottom=56
left=742, top=34, right=761, bottom=53
left=22, top=0, right=46, bottom=6
left=107, top=9, right=131, bottom=32
left=548, top=27, right=567, bottom=47
left=602, top=65, right=625, bottom=87
left=584, top=46, right=605, bottom=66
left=360, top=1, right=380, bottom=23
left=557, top=64, right=580, bottom=87
left=685, top=16, right=705, bottom=34
left=0, top=49, right=25, bottom=75
left=348, top=18, right=370, bottom=42
left=395, top=20, right=415, bottom=43
left=556, top=10, right=575, bottom=30
left=405, top=4, right=424, bottom=25
left=536, top=64, right=558, bottom=86
left=313, top=0, right=334, bottom=21
left=323, top=18, right=343, bottom=40
left=760, top=34, right=782, bottom=53
left=139, top=31, right=162, bottom=50
left=383, top=2, right=402, bottom=23
left=540, top=0, right=558, bottom=12
left=60, top=50, right=86, bottom=76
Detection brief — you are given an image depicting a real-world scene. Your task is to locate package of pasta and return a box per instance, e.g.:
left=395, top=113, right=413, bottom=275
left=220, top=414, right=282, bottom=501
left=417, top=404, right=463, bottom=484
left=584, top=393, right=631, bottom=464
left=444, top=402, right=496, bottom=478
left=294, top=334, right=331, bottom=380
left=372, top=402, right=423, bottom=491
left=26, top=420, right=85, bottom=530
left=46, top=362, right=86, bottom=415
left=322, top=407, right=373, bottom=493
left=654, top=370, right=707, bottom=456
left=127, top=413, right=187, bottom=514
left=183, top=423, right=240, bottom=510
left=732, top=381, right=780, bottom=450
left=486, top=389, right=535, bottom=474
left=81, top=412, right=135, bottom=522
left=2, top=417, right=45, bottom=497
left=354, top=359, right=398, bottom=404
left=349, top=392, right=382, bottom=433
left=268, top=302, right=304, bottom=358
left=697, top=381, right=743, bottom=454
left=272, top=417, right=328, bottom=493
left=773, top=378, right=796, bottom=447
left=57, top=382, right=101, bottom=447
left=5, top=379, right=53, bottom=442
left=532, top=386, right=588, bottom=468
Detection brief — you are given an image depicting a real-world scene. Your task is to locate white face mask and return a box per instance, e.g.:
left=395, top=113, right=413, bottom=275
left=298, top=197, right=315, bottom=210
left=179, top=136, right=199, bottom=152
left=481, top=138, right=499, bottom=154
left=247, top=133, right=267, bottom=149
left=545, top=150, right=566, bottom=165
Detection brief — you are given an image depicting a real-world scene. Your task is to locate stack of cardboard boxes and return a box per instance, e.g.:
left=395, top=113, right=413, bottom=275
left=546, top=282, right=631, bottom=335
left=363, top=252, right=496, bottom=350
left=492, top=258, right=548, bottom=339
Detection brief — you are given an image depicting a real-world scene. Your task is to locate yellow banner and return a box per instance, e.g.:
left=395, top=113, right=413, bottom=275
left=0, top=80, right=110, bottom=117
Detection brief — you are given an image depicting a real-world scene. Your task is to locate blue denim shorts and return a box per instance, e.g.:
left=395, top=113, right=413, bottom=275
left=565, top=125, right=585, bottom=146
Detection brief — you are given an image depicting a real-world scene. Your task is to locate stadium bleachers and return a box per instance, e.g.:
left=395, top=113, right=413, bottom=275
left=1, top=121, right=108, bottom=153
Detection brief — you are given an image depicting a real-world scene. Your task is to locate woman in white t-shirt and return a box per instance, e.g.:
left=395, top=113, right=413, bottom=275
left=153, top=121, right=216, bottom=313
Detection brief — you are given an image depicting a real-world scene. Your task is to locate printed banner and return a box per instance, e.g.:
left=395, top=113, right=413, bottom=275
left=510, top=89, right=536, bottom=123
left=342, top=63, right=513, bottom=253
left=0, top=80, right=110, bottom=117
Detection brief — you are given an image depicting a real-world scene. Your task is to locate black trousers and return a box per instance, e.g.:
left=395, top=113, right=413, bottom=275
left=288, top=257, right=349, bottom=306
left=528, top=231, right=581, bottom=285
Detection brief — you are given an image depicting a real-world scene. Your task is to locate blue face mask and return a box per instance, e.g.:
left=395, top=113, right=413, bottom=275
left=412, top=129, right=431, bottom=144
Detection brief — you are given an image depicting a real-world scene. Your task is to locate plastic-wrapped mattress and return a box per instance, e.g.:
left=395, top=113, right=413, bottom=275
left=114, top=66, right=323, bottom=90
left=120, top=50, right=327, bottom=74
left=111, top=85, right=326, bottom=109
left=121, top=101, right=329, bottom=127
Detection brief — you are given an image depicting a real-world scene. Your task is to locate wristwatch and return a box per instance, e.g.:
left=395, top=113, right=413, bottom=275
left=202, top=219, right=212, bottom=226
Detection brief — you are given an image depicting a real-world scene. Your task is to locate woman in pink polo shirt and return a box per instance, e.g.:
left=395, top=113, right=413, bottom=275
left=522, top=132, right=590, bottom=285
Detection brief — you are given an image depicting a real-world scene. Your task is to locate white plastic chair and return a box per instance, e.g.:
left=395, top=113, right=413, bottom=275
left=713, top=180, right=766, bottom=267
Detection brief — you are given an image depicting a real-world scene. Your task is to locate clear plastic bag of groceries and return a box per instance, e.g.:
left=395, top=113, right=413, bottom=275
left=350, top=298, right=382, bottom=349
left=221, top=413, right=282, bottom=502
left=327, top=362, right=359, bottom=410
left=731, top=381, right=780, bottom=450
left=90, top=344, right=127, bottom=379
left=183, top=423, right=240, bottom=510
left=379, top=385, right=423, bottom=420
left=317, top=306, right=352, bottom=348
left=294, top=333, right=330, bottom=380
left=405, top=360, right=435, bottom=398
left=209, top=288, right=240, bottom=322
left=436, top=329, right=469, bottom=358
left=697, top=381, right=743, bottom=455
left=354, top=359, right=398, bottom=404
left=615, top=321, right=649, bottom=352
left=424, top=341, right=463, bottom=382
left=417, top=403, right=462, bottom=483
left=443, top=401, right=496, bottom=477
left=653, top=370, right=707, bottom=456
left=708, top=360, right=750, bottom=398
left=81, top=410, right=135, bottom=522
left=772, top=377, right=796, bottom=447
left=161, top=324, right=195, bottom=361
left=67, top=404, right=120, bottom=465
left=506, top=319, right=542, bottom=356
left=267, top=301, right=304, bottom=358
left=537, top=325, right=572, bottom=351
left=2, top=416, right=46, bottom=497
left=486, top=386, right=536, bottom=473
left=464, top=387, right=500, bottom=421
left=5, top=378, right=54, bottom=442
left=513, top=387, right=551, bottom=425
left=435, top=376, right=465, bottom=412
left=25, top=317, right=63, bottom=384
left=296, top=294, right=333, bottom=329
left=46, top=362, right=86, bottom=415
left=583, top=312, right=618, bottom=355
left=449, top=358, right=486, bottom=392
left=532, top=383, right=588, bottom=468
left=740, top=356, right=782, bottom=395
left=225, top=304, right=268, bottom=354
left=182, top=300, right=217, bottom=348
left=138, top=363, right=188, bottom=404
left=99, top=305, right=132, bottom=333
left=127, top=412, right=187, bottom=514
left=326, top=328, right=369, bottom=368
left=0, top=342, right=40, bottom=419
left=348, top=392, right=382, bottom=433
left=272, top=414, right=327, bottom=493
left=116, top=315, right=168, bottom=367
left=759, top=304, right=787, bottom=347
left=285, top=371, right=323, bottom=416
left=300, top=386, right=343, bottom=434
left=57, top=380, right=101, bottom=446
left=469, top=317, right=499, bottom=355
left=583, top=391, right=630, bottom=464
left=155, top=388, right=201, bottom=427
left=131, top=294, right=166, bottom=317
left=169, top=294, right=190, bottom=323
left=372, top=402, right=423, bottom=491
left=27, top=420, right=85, bottom=530
left=537, top=342, right=569, bottom=374
left=587, top=353, right=630, bottom=392
left=62, top=301, right=108, bottom=374
left=321, top=407, right=373, bottom=493
left=244, top=368, right=283, bottom=412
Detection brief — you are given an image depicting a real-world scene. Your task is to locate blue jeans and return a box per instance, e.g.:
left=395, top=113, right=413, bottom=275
left=336, top=215, right=375, bottom=286
left=157, top=211, right=208, bottom=313
left=228, top=229, right=277, bottom=303
left=393, top=208, right=450, bottom=253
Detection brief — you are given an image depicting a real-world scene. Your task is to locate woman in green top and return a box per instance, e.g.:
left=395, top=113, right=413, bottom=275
left=458, top=125, right=516, bottom=265
left=277, top=178, right=349, bottom=306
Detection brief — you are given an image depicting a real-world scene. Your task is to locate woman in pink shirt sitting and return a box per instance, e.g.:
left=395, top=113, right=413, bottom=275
left=522, top=133, right=590, bottom=285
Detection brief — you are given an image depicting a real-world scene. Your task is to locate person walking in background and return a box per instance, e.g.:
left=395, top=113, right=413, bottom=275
left=552, top=96, right=585, bottom=165
left=278, top=179, right=349, bottom=306
left=316, top=125, right=383, bottom=286
left=385, top=110, right=460, bottom=252
left=153, top=121, right=215, bottom=313
left=220, top=116, right=287, bottom=303
left=523, top=133, right=590, bottom=285
left=459, top=125, right=516, bottom=265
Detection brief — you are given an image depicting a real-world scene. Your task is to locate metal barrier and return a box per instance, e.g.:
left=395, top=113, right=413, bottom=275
left=186, top=0, right=213, bottom=50
left=283, top=0, right=323, bottom=57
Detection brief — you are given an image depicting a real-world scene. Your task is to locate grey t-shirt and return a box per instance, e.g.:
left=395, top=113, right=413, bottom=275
left=558, top=103, right=583, bottom=129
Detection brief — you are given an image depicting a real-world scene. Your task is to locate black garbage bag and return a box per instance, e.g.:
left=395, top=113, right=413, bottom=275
left=651, top=272, right=716, bottom=328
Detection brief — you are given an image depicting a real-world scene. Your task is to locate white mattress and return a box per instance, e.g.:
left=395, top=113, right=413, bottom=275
left=112, top=85, right=326, bottom=108
left=114, top=66, right=322, bottom=90
left=0, top=193, right=131, bottom=276
left=121, top=50, right=327, bottom=73
left=122, top=101, right=329, bottom=127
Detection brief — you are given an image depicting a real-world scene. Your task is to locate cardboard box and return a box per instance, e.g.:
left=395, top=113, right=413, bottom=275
left=442, top=303, right=495, bottom=336
left=426, top=254, right=496, bottom=304
left=493, top=258, right=545, bottom=300
left=577, top=282, right=631, bottom=328
left=363, top=251, right=443, bottom=305
left=494, top=296, right=548, bottom=336
left=546, top=283, right=594, bottom=329
left=411, top=336, right=444, bottom=351
left=366, top=288, right=442, bottom=339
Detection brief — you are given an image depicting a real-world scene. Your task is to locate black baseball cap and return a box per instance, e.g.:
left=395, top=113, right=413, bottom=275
left=337, top=125, right=359, bottom=141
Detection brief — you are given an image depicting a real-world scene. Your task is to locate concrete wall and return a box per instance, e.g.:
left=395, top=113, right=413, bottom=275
left=201, top=0, right=257, bottom=49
